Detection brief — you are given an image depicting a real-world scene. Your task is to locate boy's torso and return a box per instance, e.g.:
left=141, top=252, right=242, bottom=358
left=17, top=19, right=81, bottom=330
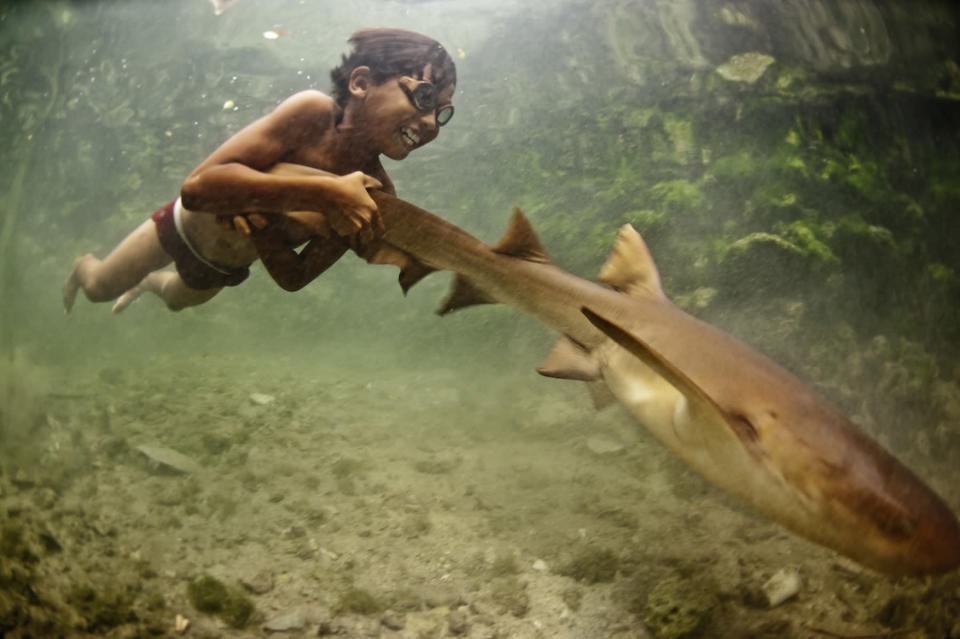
left=179, top=205, right=323, bottom=268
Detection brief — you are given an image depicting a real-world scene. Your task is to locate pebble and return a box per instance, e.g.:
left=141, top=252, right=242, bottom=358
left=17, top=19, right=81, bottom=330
left=532, top=559, right=548, bottom=572
left=135, top=444, right=201, bottom=474
left=762, top=568, right=801, bottom=607
left=241, top=570, right=274, bottom=595
left=381, top=610, right=405, bottom=630
left=422, top=584, right=464, bottom=609
left=262, top=608, right=305, bottom=632
left=447, top=608, right=469, bottom=635
left=586, top=435, right=625, bottom=456
left=250, top=393, right=276, bottom=406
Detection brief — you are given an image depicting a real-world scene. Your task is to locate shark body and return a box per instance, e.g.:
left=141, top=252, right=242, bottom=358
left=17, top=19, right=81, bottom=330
left=364, top=190, right=960, bottom=576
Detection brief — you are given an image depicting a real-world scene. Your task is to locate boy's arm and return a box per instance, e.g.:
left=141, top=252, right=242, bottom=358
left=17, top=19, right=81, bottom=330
left=250, top=226, right=348, bottom=292
left=179, top=91, right=382, bottom=236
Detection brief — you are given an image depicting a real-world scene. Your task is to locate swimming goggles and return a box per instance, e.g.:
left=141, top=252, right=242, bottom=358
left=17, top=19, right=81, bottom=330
left=398, top=76, right=454, bottom=126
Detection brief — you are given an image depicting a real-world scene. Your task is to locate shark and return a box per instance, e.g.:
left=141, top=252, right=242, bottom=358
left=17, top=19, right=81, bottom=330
left=356, top=189, right=960, bottom=577
left=267, top=164, right=960, bottom=575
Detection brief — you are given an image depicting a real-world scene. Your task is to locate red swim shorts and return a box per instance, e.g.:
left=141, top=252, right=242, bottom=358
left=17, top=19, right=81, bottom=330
left=151, top=200, right=250, bottom=290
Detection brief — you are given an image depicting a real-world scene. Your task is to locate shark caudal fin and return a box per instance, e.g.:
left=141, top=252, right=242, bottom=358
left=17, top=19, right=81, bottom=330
left=597, top=224, right=665, bottom=300
left=438, top=207, right=551, bottom=315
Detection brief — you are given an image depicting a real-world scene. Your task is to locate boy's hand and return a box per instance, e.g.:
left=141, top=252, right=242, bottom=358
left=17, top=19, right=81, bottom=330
left=226, top=213, right=269, bottom=236
left=325, top=171, right=384, bottom=238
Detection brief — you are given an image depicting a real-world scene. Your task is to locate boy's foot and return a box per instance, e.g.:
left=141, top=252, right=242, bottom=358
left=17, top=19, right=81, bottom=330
left=62, top=257, right=84, bottom=314
left=112, top=283, right=147, bottom=313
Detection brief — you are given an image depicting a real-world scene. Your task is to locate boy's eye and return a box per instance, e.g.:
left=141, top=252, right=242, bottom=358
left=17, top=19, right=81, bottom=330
left=399, top=77, right=454, bottom=126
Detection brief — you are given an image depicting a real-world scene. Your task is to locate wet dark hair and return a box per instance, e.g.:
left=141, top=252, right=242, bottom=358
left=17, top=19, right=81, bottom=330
left=330, top=28, right=457, bottom=109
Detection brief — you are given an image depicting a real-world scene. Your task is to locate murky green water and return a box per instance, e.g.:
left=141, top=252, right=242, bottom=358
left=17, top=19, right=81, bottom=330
left=2, top=1, right=959, bottom=636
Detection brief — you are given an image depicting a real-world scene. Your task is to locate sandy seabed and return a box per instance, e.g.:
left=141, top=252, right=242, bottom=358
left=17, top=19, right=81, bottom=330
left=1, top=350, right=959, bottom=638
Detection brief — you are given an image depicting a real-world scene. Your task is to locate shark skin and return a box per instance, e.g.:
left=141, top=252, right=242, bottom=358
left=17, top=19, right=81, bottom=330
left=361, top=190, right=960, bottom=576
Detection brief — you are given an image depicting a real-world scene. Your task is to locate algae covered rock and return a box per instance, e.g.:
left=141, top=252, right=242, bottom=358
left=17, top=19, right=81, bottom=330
left=716, top=52, right=775, bottom=84
left=643, top=575, right=718, bottom=639
left=186, top=575, right=255, bottom=628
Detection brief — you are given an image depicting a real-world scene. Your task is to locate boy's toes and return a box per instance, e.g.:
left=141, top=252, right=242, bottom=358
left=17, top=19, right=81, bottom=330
left=62, top=270, right=80, bottom=315
left=112, top=289, right=140, bottom=313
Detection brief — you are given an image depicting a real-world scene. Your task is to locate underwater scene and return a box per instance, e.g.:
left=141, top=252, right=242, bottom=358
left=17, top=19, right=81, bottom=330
left=2, top=0, right=960, bottom=637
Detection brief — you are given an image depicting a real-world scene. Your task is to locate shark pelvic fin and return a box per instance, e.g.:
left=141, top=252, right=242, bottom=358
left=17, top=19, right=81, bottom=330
left=581, top=306, right=759, bottom=446
left=437, top=275, right=496, bottom=315
left=537, top=336, right=601, bottom=381
left=586, top=380, right=618, bottom=409
left=399, top=260, right=437, bottom=294
left=355, top=242, right=437, bottom=294
left=538, top=337, right=616, bottom=410
left=598, top=224, right=665, bottom=300
left=491, top=208, right=551, bottom=264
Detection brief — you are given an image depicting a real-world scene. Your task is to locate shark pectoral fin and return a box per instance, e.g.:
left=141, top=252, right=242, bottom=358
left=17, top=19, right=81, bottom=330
left=597, top=224, right=665, bottom=300
left=581, top=306, right=757, bottom=446
left=492, top=208, right=552, bottom=264
left=537, top=336, right=601, bottom=381
left=437, top=275, right=496, bottom=315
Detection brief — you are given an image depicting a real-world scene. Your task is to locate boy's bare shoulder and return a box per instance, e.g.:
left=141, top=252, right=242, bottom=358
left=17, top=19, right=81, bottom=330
left=274, top=90, right=338, bottom=128
left=284, top=90, right=336, bottom=110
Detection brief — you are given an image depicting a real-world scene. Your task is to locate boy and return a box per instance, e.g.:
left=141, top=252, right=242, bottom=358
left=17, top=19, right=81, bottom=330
left=63, top=27, right=456, bottom=312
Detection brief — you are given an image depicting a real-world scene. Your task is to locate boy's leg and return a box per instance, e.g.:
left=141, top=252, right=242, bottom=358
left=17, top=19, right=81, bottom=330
left=112, top=273, right=221, bottom=313
left=63, top=218, right=171, bottom=312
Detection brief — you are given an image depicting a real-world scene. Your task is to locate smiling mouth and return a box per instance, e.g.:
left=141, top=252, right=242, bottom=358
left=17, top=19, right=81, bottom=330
left=401, top=127, right=421, bottom=148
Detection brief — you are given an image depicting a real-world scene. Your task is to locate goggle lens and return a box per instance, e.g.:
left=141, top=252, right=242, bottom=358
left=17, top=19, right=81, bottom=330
left=401, top=77, right=454, bottom=127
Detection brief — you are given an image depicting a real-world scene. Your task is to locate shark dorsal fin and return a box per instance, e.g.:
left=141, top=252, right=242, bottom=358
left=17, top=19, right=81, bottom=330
left=437, top=274, right=496, bottom=315
left=492, top=208, right=551, bottom=263
left=598, top=224, right=665, bottom=300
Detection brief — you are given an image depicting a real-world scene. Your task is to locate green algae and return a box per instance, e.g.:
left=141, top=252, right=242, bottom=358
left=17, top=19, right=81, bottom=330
left=642, top=575, right=718, bottom=639
left=186, top=575, right=255, bottom=629
left=334, top=587, right=382, bottom=615
left=559, top=547, right=620, bottom=584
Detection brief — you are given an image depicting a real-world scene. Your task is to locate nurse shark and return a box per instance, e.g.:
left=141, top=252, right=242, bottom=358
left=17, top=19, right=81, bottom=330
left=271, top=165, right=960, bottom=575
left=360, top=189, right=960, bottom=577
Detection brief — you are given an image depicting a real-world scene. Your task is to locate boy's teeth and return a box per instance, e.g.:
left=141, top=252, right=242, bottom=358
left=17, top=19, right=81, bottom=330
left=402, top=128, right=420, bottom=147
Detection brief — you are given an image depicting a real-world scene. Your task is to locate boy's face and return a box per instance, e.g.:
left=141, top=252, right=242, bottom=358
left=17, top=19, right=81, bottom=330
left=357, top=66, right=455, bottom=161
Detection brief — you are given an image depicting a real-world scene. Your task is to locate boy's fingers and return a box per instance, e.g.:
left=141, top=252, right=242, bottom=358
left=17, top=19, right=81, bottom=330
left=232, top=216, right=252, bottom=236
left=363, top=175, right=383, bottom=190
left=330, top=215, right=360, bottom=237
left=249, top=213, right=269, bottom=230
